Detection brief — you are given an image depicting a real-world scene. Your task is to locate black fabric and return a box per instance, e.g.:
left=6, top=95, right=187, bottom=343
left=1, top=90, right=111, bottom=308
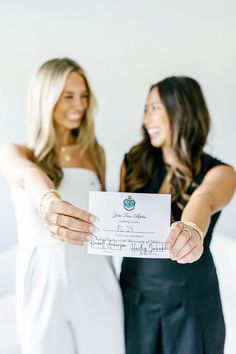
left=120, top=151, right=227, bottom=354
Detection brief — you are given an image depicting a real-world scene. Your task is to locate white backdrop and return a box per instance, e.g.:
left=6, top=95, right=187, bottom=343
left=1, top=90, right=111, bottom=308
left=0, top=0, right=235, bottom=251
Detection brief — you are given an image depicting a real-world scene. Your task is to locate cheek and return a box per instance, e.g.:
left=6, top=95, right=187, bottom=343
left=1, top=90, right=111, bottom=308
left=83, top=100, right=89, bottom=111
left=53, top=102, right=66, bottom=117
left=164, top=127, right=172, bottom=146
left=52, top=105, right=64, bottom=124
left=142, top=116, right=147, bottom=127
left=52, top=108, right=58, bottom=121
left=158, top=113, right=169, bottom=128
left=165, top=121, right=171, bottom=135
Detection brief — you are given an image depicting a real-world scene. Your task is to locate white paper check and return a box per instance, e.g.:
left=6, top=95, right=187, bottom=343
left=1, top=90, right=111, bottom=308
left=87, top=191, right=171, bottom=258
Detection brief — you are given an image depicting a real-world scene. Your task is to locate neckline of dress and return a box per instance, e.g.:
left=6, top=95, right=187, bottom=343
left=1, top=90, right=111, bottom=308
left=61, top=166, right=98, bottom=176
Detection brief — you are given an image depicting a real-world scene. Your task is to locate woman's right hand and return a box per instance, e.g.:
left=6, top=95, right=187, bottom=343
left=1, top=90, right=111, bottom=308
left=41, top=197, right=99, bottom=245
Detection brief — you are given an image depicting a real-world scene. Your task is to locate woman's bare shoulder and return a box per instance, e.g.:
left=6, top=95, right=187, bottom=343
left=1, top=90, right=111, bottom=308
left=0, top=143, right=34, bottom=160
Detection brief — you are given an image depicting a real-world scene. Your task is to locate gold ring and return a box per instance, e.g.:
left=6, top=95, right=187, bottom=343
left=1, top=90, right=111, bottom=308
left=56, top=225, right=61, bottom=236
left=56, top=213, right=60, bottom=225
left=183, top=227, right=192, bottom=239
left=176, top=221, right=184, bottom=231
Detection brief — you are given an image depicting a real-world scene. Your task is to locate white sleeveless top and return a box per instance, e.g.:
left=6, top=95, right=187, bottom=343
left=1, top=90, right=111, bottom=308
left=12, top=168, right=125, bottom=354
left=11, top=168, right=101, bottom=247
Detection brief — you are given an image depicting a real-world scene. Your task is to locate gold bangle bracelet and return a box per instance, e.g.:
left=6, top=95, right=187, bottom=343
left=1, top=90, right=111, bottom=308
left=38, top=189, right=60, bottom=216
left=184, top=221, right=204, bottom=242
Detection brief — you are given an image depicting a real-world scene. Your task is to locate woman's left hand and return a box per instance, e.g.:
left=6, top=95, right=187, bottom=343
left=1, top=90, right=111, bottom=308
left=165, top=221, right=204, bottom=264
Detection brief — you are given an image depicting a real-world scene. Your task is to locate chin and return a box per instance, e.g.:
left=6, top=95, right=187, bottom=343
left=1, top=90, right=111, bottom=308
left=66, top=122, right=81, bottom=130
left=150, top=139, right=162, bottom=148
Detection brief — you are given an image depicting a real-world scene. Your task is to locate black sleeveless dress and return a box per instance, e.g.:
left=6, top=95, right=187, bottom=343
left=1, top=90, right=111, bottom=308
left=120, top=151, right=226, bottom=354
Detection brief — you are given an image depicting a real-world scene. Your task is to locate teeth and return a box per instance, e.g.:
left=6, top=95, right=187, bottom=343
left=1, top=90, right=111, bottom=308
left=67, top=113, right=81, bottom=120
left=147, top=128, right=160, bottom=134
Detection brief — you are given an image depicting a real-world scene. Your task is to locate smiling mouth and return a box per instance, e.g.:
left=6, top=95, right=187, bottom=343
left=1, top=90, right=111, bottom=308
left=147, top=127, right=160, bottom=137
left=67, top=113, right=81, bottom=121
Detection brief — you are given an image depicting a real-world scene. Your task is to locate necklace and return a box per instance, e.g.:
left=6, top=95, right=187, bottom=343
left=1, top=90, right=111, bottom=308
left=59, top=146, right=71, bottom=162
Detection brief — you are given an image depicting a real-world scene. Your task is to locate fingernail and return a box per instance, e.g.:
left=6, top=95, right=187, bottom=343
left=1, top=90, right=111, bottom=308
left=170, top=255, right=177, bottom=261
left=89, top=225, right=100, bottom=233
left=86, top=234, right=96, bottom=241
left=165, top=242, right=171, bottom=249
left=89, top=215, right=100, bottom=223
left=177, top=260, right=184, bottom=264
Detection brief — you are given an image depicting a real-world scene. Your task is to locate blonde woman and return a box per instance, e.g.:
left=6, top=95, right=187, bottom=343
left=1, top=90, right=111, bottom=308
left=0, top=58, right=125, bottom=354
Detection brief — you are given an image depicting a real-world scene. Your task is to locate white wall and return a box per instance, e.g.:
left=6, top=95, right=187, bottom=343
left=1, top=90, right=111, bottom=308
left=0, top=0, right=235, bottom=251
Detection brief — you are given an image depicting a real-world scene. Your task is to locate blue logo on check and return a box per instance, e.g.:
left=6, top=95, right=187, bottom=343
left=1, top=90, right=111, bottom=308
left=123, top=196, right=136, bottom=211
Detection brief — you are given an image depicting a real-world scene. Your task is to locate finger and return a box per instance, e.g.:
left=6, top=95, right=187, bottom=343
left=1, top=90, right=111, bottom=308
left=47, top=200, right=99, bottom=224
left=172, top=236, right=197, bottom=260
left=43, top=212, right=58, bottom=225
left=49, top=223, right=94, bottom=244
left=165, top=221, right=184, bottom=250
left=52, top=230, right=85, bottom=246
left=169, top=228, right=192, bottom=259
left=176, top=244, right=203, bottom=264
left=171, top=227, right=203, bottom=260
left=45, top=213, right=99, bottom=234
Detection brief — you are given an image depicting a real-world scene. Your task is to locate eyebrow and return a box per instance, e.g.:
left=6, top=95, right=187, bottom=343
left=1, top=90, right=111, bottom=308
left=63, top=90, right=89, bottom=94
left=145, top=100, right=162, bottom=108
left=149, top=100, right=162, bottom=105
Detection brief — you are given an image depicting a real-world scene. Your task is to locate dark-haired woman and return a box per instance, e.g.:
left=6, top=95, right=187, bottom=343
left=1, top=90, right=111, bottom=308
left=120, top=76, right=236, bottom=354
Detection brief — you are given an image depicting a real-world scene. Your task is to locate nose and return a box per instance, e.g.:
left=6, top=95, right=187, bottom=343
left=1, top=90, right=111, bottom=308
left=73, top=96, right=85, bottom=111
left=144, top=109, right=152, bottom=125
left=74, top=98, right=82, bottom=110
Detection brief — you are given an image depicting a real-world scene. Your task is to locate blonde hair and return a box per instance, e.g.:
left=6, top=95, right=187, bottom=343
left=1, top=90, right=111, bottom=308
left=27, top=57, right=103, bottom=186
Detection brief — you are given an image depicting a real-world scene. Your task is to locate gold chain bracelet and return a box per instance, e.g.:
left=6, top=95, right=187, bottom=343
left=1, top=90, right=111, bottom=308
left=38, top=189, right=60, bottom=216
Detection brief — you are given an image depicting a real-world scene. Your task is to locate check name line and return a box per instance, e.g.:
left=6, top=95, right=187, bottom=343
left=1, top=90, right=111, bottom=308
left=103, top=229, right=155, bottom=234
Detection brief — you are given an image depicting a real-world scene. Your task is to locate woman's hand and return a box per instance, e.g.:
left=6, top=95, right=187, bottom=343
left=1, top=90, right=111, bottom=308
left=40, top=195, right=98, bottom=245
left=165, top=221, right=204, bottom=263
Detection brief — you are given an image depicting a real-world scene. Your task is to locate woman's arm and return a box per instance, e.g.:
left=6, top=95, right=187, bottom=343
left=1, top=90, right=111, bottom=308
left=0, top=143, right=98, bottom=245
left=0, top=143, right=58, bottom=206
left=166, top=165, right=236, bottom=263
left=0, top=144, right=37, bottom=188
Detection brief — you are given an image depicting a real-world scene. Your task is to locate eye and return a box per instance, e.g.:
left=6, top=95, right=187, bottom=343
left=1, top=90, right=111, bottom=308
left=144, top=106, right=148, bottom=114
left=81, top=94, right=89, bottom=100
left=152, top=104, right=160, bottom=111
left=64, top=95, right=74, bottom=99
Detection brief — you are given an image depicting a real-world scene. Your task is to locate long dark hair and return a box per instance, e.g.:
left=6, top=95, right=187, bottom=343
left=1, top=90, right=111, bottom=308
left=125, top=76, right=211, bottom=207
